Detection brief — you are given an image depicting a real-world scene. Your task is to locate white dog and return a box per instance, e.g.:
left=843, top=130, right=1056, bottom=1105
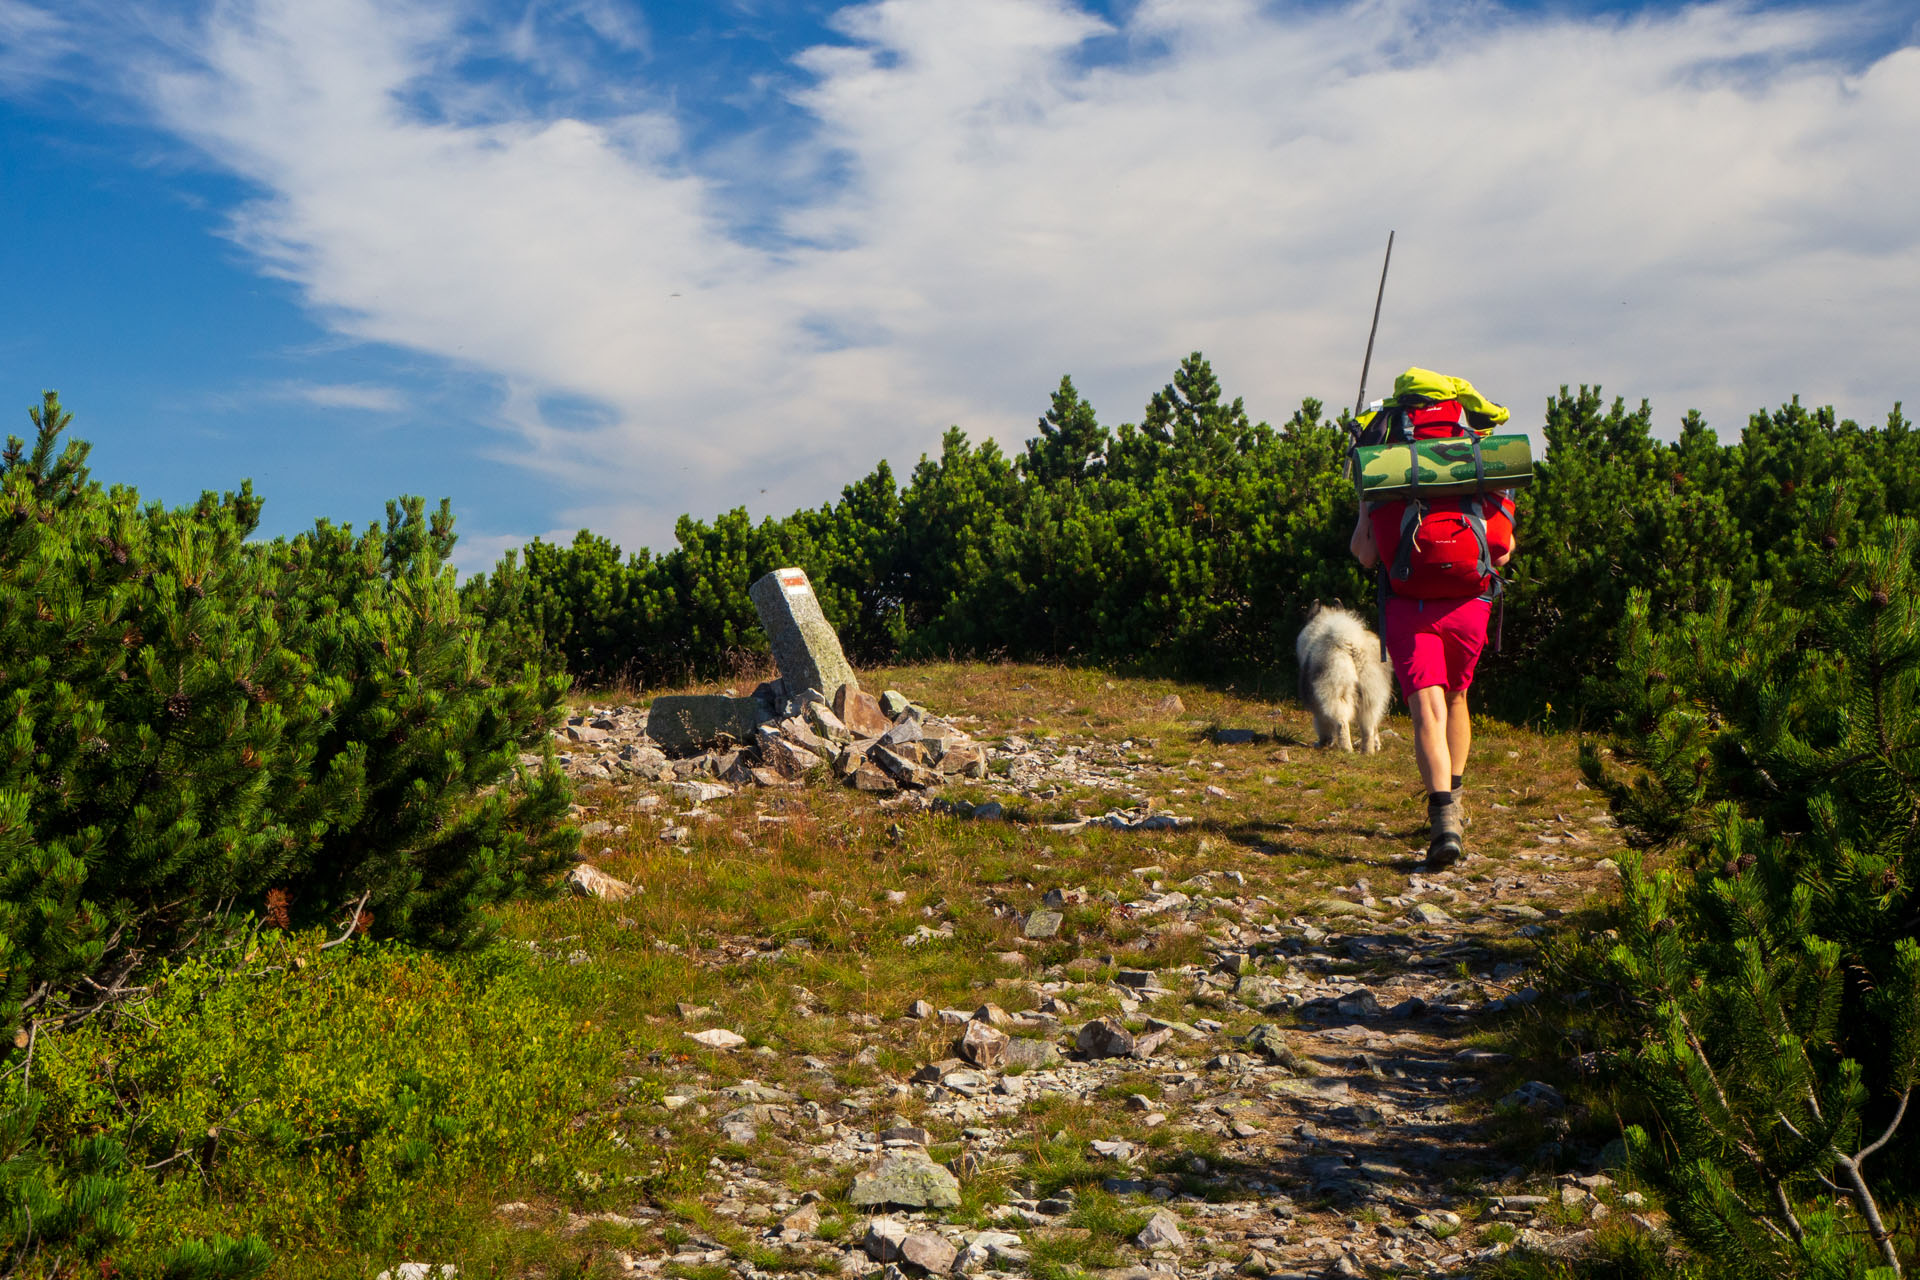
left=1295, top=601, right=1393, bottom=753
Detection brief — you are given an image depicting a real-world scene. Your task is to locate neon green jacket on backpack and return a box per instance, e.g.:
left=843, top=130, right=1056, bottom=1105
left=1391, top=367, right=1510, bottom=426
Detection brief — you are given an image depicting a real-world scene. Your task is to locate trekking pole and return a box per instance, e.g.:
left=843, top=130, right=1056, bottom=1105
left=1356, top=230, right=1393, bottom=418
left=1343, top=230, right=1394, bottom=479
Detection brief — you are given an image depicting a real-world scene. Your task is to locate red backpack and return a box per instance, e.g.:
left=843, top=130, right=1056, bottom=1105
left=1361, top=399, right=1515, bottom=601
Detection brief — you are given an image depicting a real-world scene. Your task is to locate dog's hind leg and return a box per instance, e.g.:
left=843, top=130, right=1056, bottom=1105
left=1311, top=709, right=1336, bottom=748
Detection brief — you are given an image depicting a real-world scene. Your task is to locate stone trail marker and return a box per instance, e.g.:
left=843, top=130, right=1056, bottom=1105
left=749, top=567, right=858, bottom=704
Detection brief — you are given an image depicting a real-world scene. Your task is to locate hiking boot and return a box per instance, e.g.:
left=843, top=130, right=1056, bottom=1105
left=1426, top=791, right=1464, bottom=869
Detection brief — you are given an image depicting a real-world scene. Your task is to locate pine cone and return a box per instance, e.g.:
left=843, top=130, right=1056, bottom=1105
left=165, top=692, right=191, bottom=720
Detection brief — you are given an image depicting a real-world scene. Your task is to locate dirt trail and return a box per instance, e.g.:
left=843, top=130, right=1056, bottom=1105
left=550, top=667, right=1643, bottom=1279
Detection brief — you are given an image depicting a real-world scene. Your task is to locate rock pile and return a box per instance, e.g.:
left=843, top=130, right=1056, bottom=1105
left=541, top=684, right=988, bottom=798
left=541, top=567, right=997, bottom=798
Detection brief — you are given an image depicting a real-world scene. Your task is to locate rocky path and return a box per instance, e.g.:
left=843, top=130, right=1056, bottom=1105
left=533, top=670, right=1646, bottom=1280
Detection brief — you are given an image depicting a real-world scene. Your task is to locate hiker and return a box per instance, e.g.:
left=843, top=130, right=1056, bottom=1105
left=1347, top=369, right=1517, bottom=868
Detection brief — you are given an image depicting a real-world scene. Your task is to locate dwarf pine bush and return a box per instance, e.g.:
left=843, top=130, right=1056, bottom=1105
left=1562, top=520, right=1920, bottom=1276
left=0, top=394, right=578, bottom=1270
left=0, top=394, right=574, bottom=1035
left=466, top=352, right=1917, bottom=725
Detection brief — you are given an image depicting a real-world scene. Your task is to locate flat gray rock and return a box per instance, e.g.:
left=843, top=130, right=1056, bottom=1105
left=649, top=695, right=773, bottom=755
left=1023, top=909, right=1063, bottom=939
left=1004, top=1038, right=1061, bottom=1068
left=849, top=1153, right=963, bottom=1209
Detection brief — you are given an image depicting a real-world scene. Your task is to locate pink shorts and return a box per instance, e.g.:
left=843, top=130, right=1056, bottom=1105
left=1383, top=595, right=1491, bottom=698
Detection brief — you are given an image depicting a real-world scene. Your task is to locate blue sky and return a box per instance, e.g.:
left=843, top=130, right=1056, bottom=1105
left=2, top=0, right=1916, bottom=571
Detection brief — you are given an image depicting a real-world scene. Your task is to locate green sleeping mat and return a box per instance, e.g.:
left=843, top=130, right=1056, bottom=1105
left=1353, top=434, right=1533, bottom=499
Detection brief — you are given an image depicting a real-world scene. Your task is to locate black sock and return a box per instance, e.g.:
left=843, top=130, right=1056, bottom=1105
left=1450, top=774, right=1463, bottom=792
left=1429, top=792, right=1451, bottom=809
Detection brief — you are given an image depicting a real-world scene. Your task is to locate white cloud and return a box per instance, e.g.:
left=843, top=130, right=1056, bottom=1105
left=273, top=380, right=409, bottom=412
left=39, top=0, right=1920, bottom=550
left=0, top=0, right=72, bottom=87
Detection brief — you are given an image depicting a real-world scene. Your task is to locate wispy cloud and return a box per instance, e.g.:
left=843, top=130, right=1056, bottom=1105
left=12, top=0, right=1919, bottom=554
left=273, top=380, right=408, bottom=412
left=0, top=0, right=73, bottom=88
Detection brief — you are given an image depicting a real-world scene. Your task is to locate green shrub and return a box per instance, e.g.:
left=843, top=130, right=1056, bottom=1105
left=0, top=394, right=575, bottom=1039
left=1557, top=520, right=1920, bottom=1277
left=468, top=355, right=1917, bottom=722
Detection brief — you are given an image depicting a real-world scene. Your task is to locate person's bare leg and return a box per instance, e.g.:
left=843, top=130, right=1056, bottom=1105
left=1411, top=684, right=1464, bottom=867
left=1446, top=688, right=1471, bottom=781
left=1409, top=685, right=1451, bottom=793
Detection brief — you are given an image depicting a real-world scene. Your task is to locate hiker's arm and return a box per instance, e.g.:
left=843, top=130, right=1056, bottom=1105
left=1350, top=501, right=1379, bottom=569
left=1494, top=516, right=1516, bottom=568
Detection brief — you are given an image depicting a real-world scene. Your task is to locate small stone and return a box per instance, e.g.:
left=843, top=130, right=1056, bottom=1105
left=1076, top=1016, right=1136, bottom=1059
left=1153, top=694, right=1185, bottom=715
left=850, top=1152, right=964, bottom=1209
left=973, top=1003, right=1013, bottom=1026
left=881, top=1124, right=932, bottom=1146
left=757, top=726, right=824, bottom=777
left=1500, top=1080, right=1567, bottom=1112
left=862, top=1218, right=911, bottom=1263
left=782, top=1203, right=822, bottom=1235
left=1024, top=909, right=1064, bottom=940
left=871, top=745, right=940, bottom=789
left=659, top=825, right=692, bottom=844
left=835, top=685, right=895, bottom=738
left=1335, top=989, right=1382, bottom=1018
left=376, top=1268, right=457, bottom=1280
left=1130, top=1027, right=1174, bottom=1059
left=1243, top=1024, right=1308, bottom=1072
left=898, top=1232, right=958, bottom=1275
left=1004, top=1038, right=1061, bottom=1068
left=1115, top=969, right=1156, bottom=990
left=936, top=744, right=988, bottom=777
left=905, top=999, right=936, bottom=1020
left=687, top=1028, right=747, bottom=1050
left=954, top=1231, right=1026, bottom=1273
left=1235, top=973, right=1287, bottom=1008
left=804, top=700, right=853, bottom=743
left=564, top=863, right=637, bottom=902
left=957, top=1020, right=1009, bottom=1068
left=880, top=719, right=925, bottom=746
left=880, top=690, right=914, bottom=717
left=1406, top=902, right=1455, bottom=926
left=852, top=762, right=899, bottom=793
left=1134, top=1210, right=1186, bottom=1250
